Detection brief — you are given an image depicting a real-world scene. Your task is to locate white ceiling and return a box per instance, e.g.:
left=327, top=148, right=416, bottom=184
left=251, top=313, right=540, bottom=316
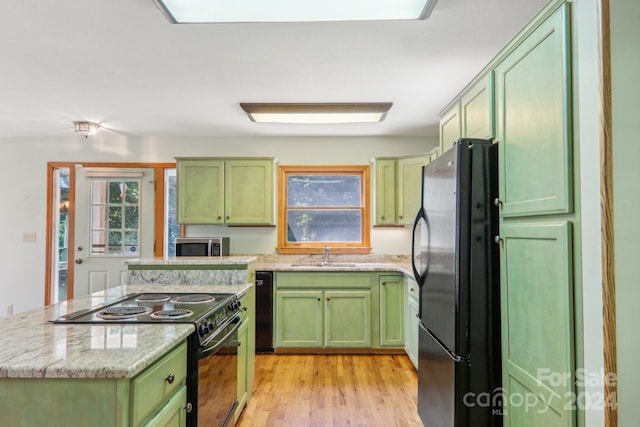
left=0, top=0, right=548, bottom=139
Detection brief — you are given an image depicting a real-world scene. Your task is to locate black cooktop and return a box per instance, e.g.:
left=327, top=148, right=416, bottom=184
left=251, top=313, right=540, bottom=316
left=50, top=292, right=235, bottom=324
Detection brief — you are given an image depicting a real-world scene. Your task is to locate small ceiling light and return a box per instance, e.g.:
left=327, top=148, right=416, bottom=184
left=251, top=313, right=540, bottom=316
left=73, top=121, right=100, bottom=138
left=153, top=0, right=437, bottom=23
left=240, top=103, right=393, bottom=124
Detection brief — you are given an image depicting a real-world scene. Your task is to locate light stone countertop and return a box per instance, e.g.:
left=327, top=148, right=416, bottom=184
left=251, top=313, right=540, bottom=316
left=125, top=256, right=257, bottom=266
left=0, top=283, right=251, bottom=380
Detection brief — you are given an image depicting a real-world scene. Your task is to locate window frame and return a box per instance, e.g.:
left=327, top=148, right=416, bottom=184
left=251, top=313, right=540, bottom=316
left=277, top=165, right=371, bottom=254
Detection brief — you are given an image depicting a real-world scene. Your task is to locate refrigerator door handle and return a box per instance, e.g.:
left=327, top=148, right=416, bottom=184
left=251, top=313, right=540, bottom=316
left=418, top=322, right=465, bottom=363
left=411, top=208, right=429, bottom=286
left=412, top=207, right=430, bottom=319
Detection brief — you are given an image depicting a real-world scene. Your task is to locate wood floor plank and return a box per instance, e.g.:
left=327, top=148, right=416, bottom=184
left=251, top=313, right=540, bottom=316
left=237, top=354, right=423, bottom=427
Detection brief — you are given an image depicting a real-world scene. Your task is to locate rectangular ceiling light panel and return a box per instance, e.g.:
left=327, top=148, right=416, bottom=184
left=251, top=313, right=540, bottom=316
left=240, top=103, right=393, bottom=124
left=154, top=0, right=434, bottom=23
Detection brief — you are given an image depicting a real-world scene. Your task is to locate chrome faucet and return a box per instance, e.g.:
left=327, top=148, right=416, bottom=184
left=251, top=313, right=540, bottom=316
left=323, top=245, right=330, bottom=264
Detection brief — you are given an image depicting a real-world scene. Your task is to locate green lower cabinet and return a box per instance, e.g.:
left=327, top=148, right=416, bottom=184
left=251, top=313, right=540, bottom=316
left=325, top=290, right=371, bottom=348
left=379, top=274, right=404, bottom=347
left=405, top=277, right=419, bottom=369
left=500, top=221, right=575, bottom=427
left=277, top=290, right=324, bottom=347
left=276, top=289, right=371, bottom=348
left=236, top=318, right=249, bottom=417
left=143, top=386, right=188, bottom=427
left=0, top=341, right=188, bottom=427
left=236, top=281, right=256, bottom=422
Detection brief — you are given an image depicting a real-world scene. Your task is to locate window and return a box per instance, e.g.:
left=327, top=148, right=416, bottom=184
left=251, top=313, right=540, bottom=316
left=90, top=178, right=141, bottom=255
left=278, top=165, right=370, bottom=253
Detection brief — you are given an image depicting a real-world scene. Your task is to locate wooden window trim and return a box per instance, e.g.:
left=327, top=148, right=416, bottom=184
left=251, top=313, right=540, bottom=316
left=277, top=165, right=371, bottom=254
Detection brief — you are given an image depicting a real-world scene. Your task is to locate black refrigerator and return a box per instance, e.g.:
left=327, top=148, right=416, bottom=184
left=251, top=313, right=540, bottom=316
left=411, top=138, right=502, bottom=427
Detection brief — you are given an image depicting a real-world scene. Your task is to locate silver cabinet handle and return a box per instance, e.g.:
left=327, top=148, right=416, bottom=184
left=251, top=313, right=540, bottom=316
left=184, top=403, right=193, bottom=413
left=494, top=198, right=502, bottom=207
left=494, top=236, right=503, bottom=244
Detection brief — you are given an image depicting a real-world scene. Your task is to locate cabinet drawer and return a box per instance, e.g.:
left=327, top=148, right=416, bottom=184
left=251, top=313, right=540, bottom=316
left=132, top=342, right=188, bottom=426
left=276, top=272, right=370, bottom=289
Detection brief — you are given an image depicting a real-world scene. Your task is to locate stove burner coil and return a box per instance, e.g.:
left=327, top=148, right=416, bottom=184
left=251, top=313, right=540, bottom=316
left=96, top=306, right=153, bottom=320
left=150, top=309, right=194, bottom=320
left=170, top=294, right=215, bottom=304
left=134, top=294, right=171, bottom=303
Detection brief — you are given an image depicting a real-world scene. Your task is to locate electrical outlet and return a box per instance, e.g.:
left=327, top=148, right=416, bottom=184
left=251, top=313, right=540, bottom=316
left=6, top=304, right=13, bottom=315
left=22, top=232, right=36, bottom=242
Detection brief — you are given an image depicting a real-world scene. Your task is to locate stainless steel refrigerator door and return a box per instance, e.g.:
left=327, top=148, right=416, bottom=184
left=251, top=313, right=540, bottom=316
left=421, top=145, right=459, bottom=354
left=418, top=322, right=468, bottom=427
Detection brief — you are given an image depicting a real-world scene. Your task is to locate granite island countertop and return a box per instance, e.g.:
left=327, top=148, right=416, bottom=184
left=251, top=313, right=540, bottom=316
left=0, top=283, right=251, bottom=380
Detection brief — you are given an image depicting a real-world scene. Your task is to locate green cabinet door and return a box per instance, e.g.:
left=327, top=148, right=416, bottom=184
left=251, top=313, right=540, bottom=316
left=236, top=317, right=249, bottom=419
left=495, top=5, right=572, bottom=217
left=461, top=72, right=494, bottom=139
left=439, top=103, right=461, bottom=155
left=225, top=159, right=274, bottom=225
left=397, top=156, right=430, bottom=224
left=325, top=290, right=371, bottom=348
left=375, top=158, right=397, bottom=225
left=379, top=274, right=404, bottom=347
left=177, top=159, right=224, bottom=224
left=276, top=290, right=323, bottom=347
left=500, top=221, right=574, bottom=427
left=143, top=386, right=187, bottom=427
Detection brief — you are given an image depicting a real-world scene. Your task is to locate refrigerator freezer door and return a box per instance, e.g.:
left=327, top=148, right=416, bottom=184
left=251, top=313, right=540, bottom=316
left=418, top=323, right=468, bottom=427
left=421, top=145, right=461, bottom=354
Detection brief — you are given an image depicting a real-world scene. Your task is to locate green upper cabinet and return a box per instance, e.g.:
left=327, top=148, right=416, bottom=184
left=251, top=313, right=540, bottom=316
left=379, top=274, right=404, bottom=347
left=177, top=159, right=225, bottom=224
left=374, top=155, right=431, bottom=225
left=176, top=158, right=274, bottom=225
left=499, top=221, right=574, bottom=427
left=374, top=158, right=397, bottom=225
left=461, top=72, right=494, bottom=139
left=495, top=5, right=572, bottom=217
left=439, top=103, right=461, bottom=155
left=225, top=159, right=274, bottom=225
left=397, top=155, right=430, bottom=224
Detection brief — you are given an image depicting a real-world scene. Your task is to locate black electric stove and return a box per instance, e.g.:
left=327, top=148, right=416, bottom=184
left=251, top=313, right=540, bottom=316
left=50, top=292, right=242, bottom=346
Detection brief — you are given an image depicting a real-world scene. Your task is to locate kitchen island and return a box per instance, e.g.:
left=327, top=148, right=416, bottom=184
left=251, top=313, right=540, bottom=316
left=0, top=282, right=252, bottom=427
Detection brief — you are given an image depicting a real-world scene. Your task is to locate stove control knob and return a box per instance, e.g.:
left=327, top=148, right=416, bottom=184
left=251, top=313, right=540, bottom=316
left=206, top=321, right=213, bottom=331
left=198, top=325, right=207, bottom=336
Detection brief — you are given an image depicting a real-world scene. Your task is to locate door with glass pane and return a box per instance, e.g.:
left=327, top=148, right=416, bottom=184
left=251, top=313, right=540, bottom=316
left=73, top=168, right=155, bottom=297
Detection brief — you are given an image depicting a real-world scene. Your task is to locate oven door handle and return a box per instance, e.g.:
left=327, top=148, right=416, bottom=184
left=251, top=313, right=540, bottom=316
left=197, top=317, right=243, bottom=359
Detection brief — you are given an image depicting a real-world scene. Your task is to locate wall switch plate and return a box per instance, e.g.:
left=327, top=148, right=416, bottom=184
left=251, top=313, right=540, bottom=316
left=22, top=232, right=36, bottom=242
left=6, top=304, right=13, bottom=315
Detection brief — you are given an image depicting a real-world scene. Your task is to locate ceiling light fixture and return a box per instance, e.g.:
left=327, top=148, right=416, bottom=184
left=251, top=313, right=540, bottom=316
left=153, top=0, right=438, bottom=23
left=73, top=121, right=101, bottom=138
left=240, top=103, right=393, bottom=124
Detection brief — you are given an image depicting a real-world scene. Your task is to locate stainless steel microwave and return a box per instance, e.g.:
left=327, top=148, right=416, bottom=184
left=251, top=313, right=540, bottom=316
left=175, top=238, right=230, bottom=257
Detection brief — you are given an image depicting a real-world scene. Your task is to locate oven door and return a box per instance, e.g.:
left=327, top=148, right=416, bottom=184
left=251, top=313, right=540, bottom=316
left=191, top=315, right=243, bottom=427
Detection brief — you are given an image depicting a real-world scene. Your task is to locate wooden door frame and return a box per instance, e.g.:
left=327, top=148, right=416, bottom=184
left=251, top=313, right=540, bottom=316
left=45, top=162, right=175, bottom=306
left=598, top=0, right=617, bottom=426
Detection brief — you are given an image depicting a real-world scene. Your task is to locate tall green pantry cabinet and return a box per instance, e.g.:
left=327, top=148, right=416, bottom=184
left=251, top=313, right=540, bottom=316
left=495, top=4, right=576, bottom=427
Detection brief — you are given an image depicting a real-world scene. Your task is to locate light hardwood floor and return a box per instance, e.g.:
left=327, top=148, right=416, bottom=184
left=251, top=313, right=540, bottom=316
left=237, top=354, right=424, bottom=427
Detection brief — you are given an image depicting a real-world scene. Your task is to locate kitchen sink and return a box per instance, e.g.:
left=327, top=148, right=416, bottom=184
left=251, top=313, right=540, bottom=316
left=290, top=262, right=381, bottom=269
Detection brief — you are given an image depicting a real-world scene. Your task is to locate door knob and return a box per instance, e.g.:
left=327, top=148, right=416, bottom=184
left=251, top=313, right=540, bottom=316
left=74, top=258, right=83, bottom=264
left=77, top=246, right=83, bottom=251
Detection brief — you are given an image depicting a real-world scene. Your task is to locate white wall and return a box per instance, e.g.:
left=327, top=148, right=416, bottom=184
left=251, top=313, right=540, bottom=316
left=0, top=134, right=436, bottom=316
left=610, top=0, right=640, bottom=424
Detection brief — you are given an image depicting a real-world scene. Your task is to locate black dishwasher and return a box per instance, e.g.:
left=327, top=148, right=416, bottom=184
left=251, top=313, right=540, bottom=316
left=255, top=271, right=274, bottom=353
